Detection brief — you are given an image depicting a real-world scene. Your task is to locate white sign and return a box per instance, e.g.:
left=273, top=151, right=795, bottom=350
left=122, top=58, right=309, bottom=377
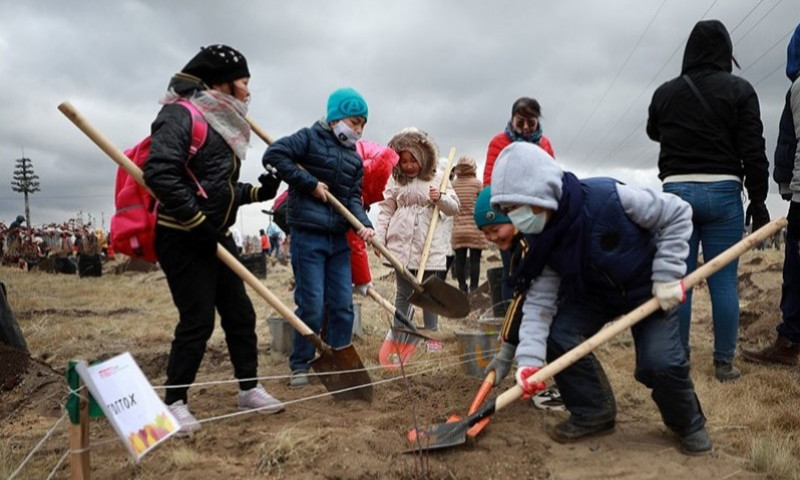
left=76, top=352, right=178, bottom=461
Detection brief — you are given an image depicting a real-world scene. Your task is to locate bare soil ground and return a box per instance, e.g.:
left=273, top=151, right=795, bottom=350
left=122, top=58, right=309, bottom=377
left=1, top=247, right=798, bottom=479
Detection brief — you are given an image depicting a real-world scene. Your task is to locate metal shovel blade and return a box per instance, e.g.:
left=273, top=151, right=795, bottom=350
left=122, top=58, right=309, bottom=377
left=310, top=343, right=373, bottom=402
left=404, top=399, right=497, bottom=453
left=409, top=276, right=470, bottom=318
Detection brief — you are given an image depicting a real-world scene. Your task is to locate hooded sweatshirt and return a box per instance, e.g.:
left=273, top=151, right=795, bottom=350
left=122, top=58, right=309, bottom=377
left=646, top=20, right=769, bottom=203
left=774, top=22, right=800, bottom=200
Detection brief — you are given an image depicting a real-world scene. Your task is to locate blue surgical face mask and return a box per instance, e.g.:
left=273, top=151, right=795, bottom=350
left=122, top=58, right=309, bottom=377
left=507, top=206, right=548, bottom=234
left=332, top=121, right=361, bottom=147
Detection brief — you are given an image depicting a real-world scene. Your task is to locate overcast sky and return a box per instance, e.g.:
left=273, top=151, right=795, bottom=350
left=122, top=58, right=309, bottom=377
left=1, top=0, right=798, bottom=237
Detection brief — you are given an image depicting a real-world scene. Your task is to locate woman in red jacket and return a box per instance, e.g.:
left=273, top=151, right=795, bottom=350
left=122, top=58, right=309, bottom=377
left=483, top=97, right=556, bottom=303
left=482, top=97, right=555, bottom=187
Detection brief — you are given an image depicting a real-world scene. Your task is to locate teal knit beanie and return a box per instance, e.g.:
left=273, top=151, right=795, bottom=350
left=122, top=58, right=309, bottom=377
left=474, top=186, right=510, bottom=228
left=326, top=87, right=368, bottom=123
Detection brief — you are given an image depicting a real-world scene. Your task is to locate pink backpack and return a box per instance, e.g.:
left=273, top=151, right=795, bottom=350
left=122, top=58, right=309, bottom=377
left=111, top=100, right=207, bottom=262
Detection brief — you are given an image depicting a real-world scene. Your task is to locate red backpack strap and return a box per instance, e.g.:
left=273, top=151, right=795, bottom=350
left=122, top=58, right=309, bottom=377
left=175, top=99, right=209, bottom=199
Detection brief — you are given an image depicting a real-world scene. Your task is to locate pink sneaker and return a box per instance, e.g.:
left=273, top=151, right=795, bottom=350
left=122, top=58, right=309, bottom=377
left=426, top=340, right=444, bottom=353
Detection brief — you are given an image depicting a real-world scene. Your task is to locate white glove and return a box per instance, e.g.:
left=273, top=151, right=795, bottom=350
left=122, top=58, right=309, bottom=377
left=353, top=282, right=372, bottom=296
left=514, top=365, right=546, bottom=399
left=652, top=280, right=685, bottom=310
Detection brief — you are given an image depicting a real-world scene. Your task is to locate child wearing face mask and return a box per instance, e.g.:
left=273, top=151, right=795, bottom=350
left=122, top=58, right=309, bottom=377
left=490, top=142, right=712, bottom=455
left=375, top=128, right=459, bottom=342
left=262, top=87, right=375, bottom=387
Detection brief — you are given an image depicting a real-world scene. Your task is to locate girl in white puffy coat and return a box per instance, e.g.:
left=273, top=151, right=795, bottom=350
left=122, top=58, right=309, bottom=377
left=376, top=128, right=460, bottom=332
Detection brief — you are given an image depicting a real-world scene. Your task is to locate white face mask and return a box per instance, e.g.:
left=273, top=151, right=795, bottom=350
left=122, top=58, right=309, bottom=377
left=508, top=207, right=548, bottom=234
left=332, top=121, right=361, bottom=147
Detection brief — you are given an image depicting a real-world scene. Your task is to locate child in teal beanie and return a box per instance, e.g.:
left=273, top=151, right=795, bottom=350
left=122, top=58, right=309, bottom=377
left=263, top=87, right=373, bottom=387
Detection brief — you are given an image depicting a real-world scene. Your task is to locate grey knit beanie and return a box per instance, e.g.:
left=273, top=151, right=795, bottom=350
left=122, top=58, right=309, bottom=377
left=490, top=142, right=563, bottom=210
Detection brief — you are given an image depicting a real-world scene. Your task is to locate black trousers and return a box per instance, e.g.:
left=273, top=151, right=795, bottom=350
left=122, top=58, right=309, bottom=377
left=453, top=248, right=482, bottom=292
left=155, top=226, right=258, bottom=404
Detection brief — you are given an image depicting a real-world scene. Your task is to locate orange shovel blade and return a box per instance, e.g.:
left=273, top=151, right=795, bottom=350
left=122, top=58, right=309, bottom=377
left=379, top=329, right=420, bottom=368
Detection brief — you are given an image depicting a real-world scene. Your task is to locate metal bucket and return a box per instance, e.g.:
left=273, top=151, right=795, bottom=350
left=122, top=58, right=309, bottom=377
left=455, top=331, right=500, bottom=378
left=267, top=317, right=293, bottom=355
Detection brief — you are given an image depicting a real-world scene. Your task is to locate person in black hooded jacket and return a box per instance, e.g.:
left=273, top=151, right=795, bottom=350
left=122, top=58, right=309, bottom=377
left=143, top=45, right=284, bottom=435
left=647, top=20, right=770, bottom=383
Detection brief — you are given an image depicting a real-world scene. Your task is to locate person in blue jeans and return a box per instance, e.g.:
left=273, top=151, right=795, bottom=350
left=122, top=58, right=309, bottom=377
left=491, top=142, right=711, bottom=455
left=647, top=20, right=770, bottom=381
left=263, top=87, right=374, bottom=387
left=742, top=22, right=800, bottom=366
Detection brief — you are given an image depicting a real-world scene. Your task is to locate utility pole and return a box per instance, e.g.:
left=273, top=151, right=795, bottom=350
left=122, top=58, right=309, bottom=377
left=10, top=152, right=40, bottom=226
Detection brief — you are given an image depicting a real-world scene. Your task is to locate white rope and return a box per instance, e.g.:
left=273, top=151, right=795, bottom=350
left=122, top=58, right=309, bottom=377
left=199, top=351, right=492, bottom=424
left=44, top=450, right=68, bottom=480
left=7, top=412, right=68, bottom=480
left=153, top=346, right=500, bottom=389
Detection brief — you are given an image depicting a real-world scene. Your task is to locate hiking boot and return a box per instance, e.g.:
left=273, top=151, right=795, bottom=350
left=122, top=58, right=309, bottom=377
left=713, top=360, right=741, bottom=382
left=532, top=385, right=566, bottom=411
left=742, top=336, right=800, bottom=366
left=168, top=400, right=201, bottom=436
left=680, top=427, right=712, bottom=455
left=238, top=384, right=285, bottom=414
left=548, top=417, right=615, bottom=443
left=289, top=369, right=309, bottom=388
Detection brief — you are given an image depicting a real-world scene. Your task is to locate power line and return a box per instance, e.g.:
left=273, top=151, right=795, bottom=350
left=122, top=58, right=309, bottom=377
left=733, top=0, right=784, bottom=44
left=754, top=61, right=785, bottom=87
left=728, top=0, right=767, bottom=34
left=563, top=0, right=668, bottom=157
left=742, top=27, right=795, bottom=73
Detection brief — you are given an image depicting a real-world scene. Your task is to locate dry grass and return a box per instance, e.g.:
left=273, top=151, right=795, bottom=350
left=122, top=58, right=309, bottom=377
left=749, top=435, right=800, bottom=480
left=255, top=427, right=320, bottom=475
left=2, top=248, right=799, bottom=479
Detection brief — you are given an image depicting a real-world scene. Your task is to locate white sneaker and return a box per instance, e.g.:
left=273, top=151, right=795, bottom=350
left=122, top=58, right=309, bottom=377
left=168, top=400, right=201, bottom=436
left=532, top=385, right=566, bottom=411
left=238, top=384, right=285, bottom=414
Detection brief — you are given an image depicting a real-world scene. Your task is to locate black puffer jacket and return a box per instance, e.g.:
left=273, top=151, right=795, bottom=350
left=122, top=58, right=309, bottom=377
left=262, top=121, right=372, bottom=233
left=647, top=20, right=769, bottom=203
left=143, top=76, right=260, bottom=232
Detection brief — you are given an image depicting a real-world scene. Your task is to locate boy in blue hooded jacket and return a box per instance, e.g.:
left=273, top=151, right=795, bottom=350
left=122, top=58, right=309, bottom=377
left=263, top=87, right=374, bottom=387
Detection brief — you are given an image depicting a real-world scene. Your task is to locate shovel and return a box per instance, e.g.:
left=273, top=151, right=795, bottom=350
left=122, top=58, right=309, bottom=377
left=58, top=101, right=373, bottom=402
left=405, top=217, right=787, bottom=451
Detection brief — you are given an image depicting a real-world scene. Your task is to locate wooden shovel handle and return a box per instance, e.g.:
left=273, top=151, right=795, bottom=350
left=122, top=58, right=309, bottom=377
left=57, top=101, right=317, bottom=340
left=491, top=217, right=788, bottom=413
left=416, top=147, right=456, bottom=283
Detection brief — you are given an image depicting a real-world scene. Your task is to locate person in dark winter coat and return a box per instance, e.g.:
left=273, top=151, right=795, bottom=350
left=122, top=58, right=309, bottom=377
left=647, top=19, right=770, bottom=382
left=143, top=45, right=284, bottom=435
left=742, top=22, right=800, bottom=366
left=262, top=87, right=375, bottom=388
left=491, top=142, right=711, bottom=455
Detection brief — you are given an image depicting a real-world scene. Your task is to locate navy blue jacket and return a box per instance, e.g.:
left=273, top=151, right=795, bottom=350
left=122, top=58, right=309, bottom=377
left=262, top=121, right=372, bottom=233
left=775, top=89, right=797, bottom=187
left=580, top=178, right=656, bottom=306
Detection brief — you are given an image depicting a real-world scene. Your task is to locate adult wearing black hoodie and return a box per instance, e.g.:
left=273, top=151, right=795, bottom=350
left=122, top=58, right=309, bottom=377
left=647, top=20, right=769, bottom=382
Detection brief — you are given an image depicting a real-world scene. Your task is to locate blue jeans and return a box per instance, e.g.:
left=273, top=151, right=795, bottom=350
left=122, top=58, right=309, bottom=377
left=547, top=298, right=705, bottom=437
left=778, top=202, right=800, bottom=342
left=289, top=228, right=354, bottom=372
left=663, top=181, right=743, bottom=363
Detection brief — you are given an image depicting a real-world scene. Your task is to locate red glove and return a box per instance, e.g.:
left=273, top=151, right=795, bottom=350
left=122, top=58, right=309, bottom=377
left=515, top=366, right=547, bottom=399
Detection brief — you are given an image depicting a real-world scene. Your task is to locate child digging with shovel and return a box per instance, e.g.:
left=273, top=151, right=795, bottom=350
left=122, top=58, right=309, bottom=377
left=375, top=128, right=459, bottom=350
left=262, top=87, right=374, bottom=388
left=489, top=142, right=712, bottom=455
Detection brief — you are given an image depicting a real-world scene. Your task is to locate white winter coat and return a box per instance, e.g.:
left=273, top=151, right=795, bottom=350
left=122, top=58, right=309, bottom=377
left=376, top=170, right=459, bottom=271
